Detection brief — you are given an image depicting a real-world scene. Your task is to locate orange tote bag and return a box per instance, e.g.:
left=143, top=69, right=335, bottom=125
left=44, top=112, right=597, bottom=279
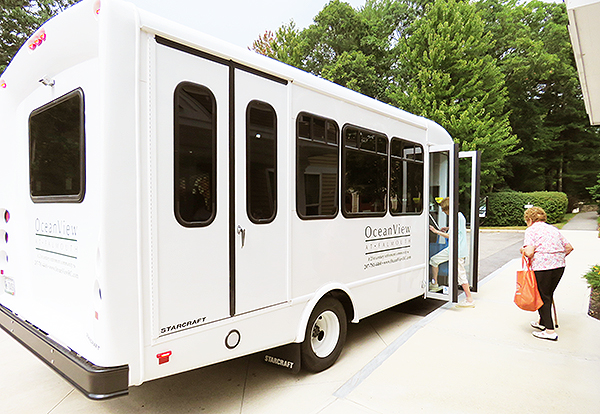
left=514, top=256, right=544, bottom=311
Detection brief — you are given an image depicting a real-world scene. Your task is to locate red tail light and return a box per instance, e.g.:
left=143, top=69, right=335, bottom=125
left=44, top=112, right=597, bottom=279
left=157, top=351, right=172, bottom=365
left=27, top=29, right=47, bottom=51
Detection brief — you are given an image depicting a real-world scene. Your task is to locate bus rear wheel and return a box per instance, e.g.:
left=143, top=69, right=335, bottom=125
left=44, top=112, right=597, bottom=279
left=301, top=297, right=347, bottom=372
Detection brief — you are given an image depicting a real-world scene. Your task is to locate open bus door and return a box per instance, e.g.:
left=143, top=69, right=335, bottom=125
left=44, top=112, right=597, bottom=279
left=426, top=145, right=480, bottom=302
left=458, top=151, right=481, bottom=294
left=427, top=144, right=456, bottom=302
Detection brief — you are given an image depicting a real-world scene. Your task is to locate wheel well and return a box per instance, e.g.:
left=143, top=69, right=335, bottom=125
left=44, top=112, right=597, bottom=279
left=326, top=290, right=354, bottom=322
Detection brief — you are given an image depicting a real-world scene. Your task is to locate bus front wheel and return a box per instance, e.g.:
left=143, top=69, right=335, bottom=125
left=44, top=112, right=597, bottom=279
left=301, top=297, right=347, bottom=372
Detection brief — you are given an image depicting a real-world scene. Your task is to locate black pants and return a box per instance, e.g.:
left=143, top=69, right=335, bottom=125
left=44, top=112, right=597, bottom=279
left=534, top=267, right=565, bottom=330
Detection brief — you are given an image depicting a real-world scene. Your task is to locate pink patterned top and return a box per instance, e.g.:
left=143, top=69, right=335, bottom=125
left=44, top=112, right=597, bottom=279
left=523, top=222, right=571, bottom=271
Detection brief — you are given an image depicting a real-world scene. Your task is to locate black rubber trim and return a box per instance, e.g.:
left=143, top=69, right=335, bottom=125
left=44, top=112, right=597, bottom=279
left=229, top=63, right=236, bottom=317
left=156, top=36, right=288, bottom=86
left=0, top=303, right=129, bottom=400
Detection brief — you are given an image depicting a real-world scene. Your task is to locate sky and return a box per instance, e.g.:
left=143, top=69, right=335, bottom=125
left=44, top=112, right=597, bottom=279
left=126, top=0, right=367, bottom=49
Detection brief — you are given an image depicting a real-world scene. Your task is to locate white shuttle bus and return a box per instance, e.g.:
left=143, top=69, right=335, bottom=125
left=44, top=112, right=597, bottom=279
left=0, top=0, right=480, bottom=400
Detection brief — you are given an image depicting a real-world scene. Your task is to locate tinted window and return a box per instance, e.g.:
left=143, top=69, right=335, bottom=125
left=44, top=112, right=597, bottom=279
left=174, top=83, right=216, bottom=226
left=29, top=89, right=85, bottom=202
left=247, top=101, right=277, bottom=223
left=342, top=126, right=388, bottom=217
left=296, top=113, right=339, bottom=219
left=390, top=138, right=424, bottom=215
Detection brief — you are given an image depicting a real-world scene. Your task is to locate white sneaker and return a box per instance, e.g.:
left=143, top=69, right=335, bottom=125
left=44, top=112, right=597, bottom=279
left=532, top=330, right=558, bottom=341
left=455, top=300, right=475, bottom=308
left=530, top=321, right=545, bottom=331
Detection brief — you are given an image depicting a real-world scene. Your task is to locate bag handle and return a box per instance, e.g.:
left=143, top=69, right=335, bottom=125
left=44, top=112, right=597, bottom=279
left=521, top=254, right=532, bottom=270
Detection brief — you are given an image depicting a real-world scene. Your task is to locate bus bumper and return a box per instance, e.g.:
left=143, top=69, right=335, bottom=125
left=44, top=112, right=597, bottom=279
left=0, top=303, right=129, bottom=400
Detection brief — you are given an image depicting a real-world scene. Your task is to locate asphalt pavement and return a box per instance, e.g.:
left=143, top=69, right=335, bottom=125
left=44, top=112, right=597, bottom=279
left=1, top=212, right=598, bottom=414
left=478, top=229, right=523, bottom=279
left=562, top=211, right=599, bottom=230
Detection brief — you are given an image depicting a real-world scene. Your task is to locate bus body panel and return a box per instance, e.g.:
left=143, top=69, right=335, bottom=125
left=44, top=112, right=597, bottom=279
left=0, top=0, right=461, bottom=397
left=0, top=8, right=106, bottom=363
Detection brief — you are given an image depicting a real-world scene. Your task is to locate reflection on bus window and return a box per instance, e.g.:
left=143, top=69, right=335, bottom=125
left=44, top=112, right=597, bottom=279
left=247, top=101, right=277, bottom=223
left=296, top=113, right=339, bottom=219
left=29, top=89, right=85, bottom=202
left=390, top=138, right=424, bottom=215
left=174, top=82, right=216, bottom=226
left=342, top=126, right=388, bottom=217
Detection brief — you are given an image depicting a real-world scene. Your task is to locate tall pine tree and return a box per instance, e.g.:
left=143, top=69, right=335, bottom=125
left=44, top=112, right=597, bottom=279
left=477, top=0, right=600, bottom=199
left=390, top=0, right=518, bottom=191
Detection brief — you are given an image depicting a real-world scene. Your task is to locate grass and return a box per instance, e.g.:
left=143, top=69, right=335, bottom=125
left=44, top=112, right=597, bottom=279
left=554, top=212, right=576, bottom=229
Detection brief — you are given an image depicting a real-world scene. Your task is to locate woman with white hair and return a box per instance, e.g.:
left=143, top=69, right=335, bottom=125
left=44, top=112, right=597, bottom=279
left=520, top=207, right=574, bottom=341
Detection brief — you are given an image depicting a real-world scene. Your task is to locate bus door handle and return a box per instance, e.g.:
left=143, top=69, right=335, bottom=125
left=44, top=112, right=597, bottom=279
left=237, top=225, right=246, bottom=248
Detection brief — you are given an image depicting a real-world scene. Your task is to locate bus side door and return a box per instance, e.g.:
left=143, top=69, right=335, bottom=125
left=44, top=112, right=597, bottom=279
left=152, top=40, right=231, bottom=337
left=233, top=69, right=289, bottom=314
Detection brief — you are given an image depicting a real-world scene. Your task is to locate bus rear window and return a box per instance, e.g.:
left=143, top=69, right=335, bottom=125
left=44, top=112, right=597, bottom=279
left=29, top=89, right=85, bottom=202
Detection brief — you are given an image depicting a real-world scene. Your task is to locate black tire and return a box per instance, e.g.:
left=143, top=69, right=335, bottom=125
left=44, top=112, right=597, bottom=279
left=301, top=297, right=347, bottom=372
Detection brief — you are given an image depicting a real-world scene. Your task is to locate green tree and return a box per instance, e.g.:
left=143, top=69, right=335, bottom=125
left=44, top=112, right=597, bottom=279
left=524, top=1, right=600, bottom=199
left=477, top=0, right=600, bottom=199
left=320, top=50, right=381, bottom=96
left=1, top=0, right=79, bottom=74
left=302, top=0, right=418, bottom=100
left=390, top=0, right=518, bottom=191
left=252, top=0, right=417, bottom=101
left=300, top=0, right=367, bottom=75
left=254, top=0, right=600, bottom=199
left=250, top=21, right=306, bottom=69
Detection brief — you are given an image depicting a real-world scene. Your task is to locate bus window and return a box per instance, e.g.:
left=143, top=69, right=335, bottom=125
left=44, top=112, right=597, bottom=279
left=390, top=138, right=424, bottom=215
left=342, top=126, right=388, bottom=217
left=296, top=113, right=339, bottom=219
left=247, top=101, right=277, bottom=223
left=174, top=82, right=216, bottom=226
left=29, top=89, right=85, bottom=202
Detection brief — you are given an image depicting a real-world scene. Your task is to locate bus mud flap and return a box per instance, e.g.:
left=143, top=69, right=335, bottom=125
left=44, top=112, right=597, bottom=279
left=261, top=343, right=301, bottom=374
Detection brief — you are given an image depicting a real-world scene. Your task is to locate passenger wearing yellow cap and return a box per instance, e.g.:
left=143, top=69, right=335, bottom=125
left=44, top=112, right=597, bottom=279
left=429, top=197, right=474, bottom=307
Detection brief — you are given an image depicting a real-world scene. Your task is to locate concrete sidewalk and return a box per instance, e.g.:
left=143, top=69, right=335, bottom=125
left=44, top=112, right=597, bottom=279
left=562, top=211, right=598, bottom=230
left=1, top=229, right=598, bottom=414
left=324, top=229, right=600, bottom=413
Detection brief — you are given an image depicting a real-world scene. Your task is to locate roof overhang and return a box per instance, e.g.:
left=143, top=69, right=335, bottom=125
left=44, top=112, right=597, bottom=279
left=567, top=0, right=600, bottom=125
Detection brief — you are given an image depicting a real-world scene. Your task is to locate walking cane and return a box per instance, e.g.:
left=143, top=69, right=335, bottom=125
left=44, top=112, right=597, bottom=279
left=553, top=300, right=558, bottom=328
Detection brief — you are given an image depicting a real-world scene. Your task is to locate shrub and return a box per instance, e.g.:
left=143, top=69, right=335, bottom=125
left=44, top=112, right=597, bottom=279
left=583, top=264, right=600, bottom=290
left=528, top=191, right=569, bottom=223
left=588, top=173, right=600, bottom=210
left=485, top=191, right=523, bottom=226
left=484, top=191, right=568, bottom=226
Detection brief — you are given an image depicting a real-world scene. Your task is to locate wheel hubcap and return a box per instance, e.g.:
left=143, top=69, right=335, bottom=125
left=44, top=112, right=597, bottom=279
left=310, top=310, right=340, bottom=358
